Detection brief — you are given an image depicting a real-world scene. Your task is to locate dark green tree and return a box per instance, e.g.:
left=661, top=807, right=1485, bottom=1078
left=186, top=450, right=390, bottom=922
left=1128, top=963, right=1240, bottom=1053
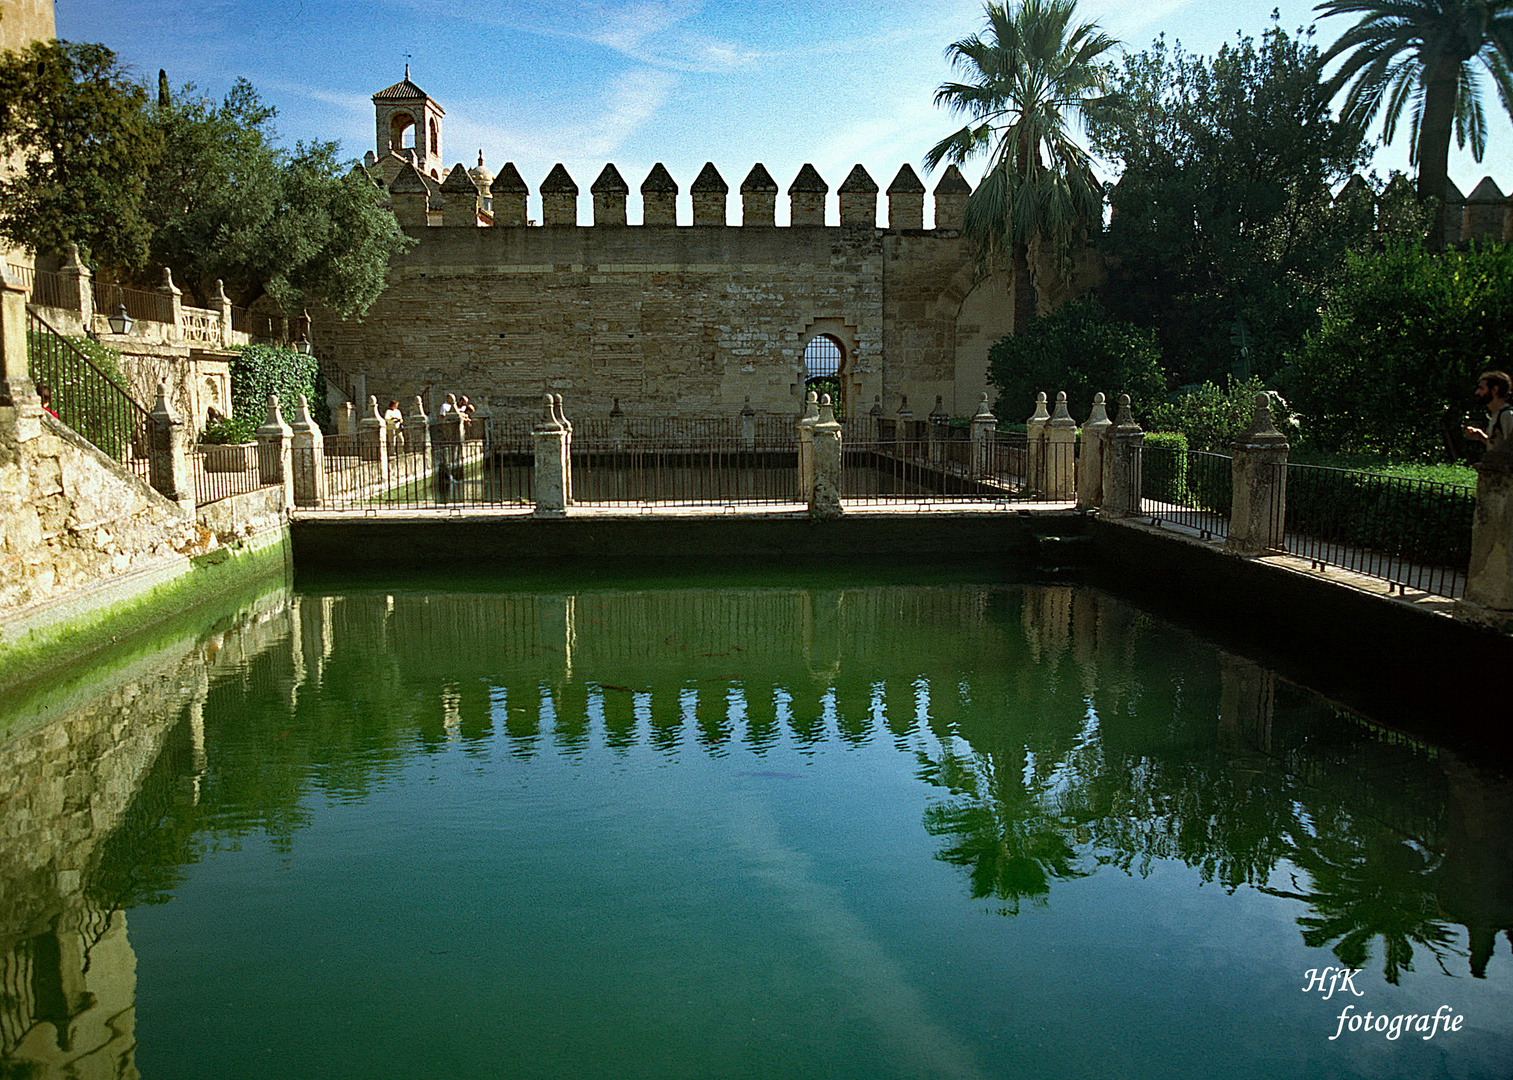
left=1087, top=25, right=1374, bottom=386
left=1316, top=0, right=1513, bottom=243
left=985, top=296, right=1166, bottom=420
left=0, top=40, right=161, bottom=270
left=146, top=82, right=408, bottom=315
left=926, top=0, right=1119, bottom=329
left=1288, top=240, right=1513, bottom=459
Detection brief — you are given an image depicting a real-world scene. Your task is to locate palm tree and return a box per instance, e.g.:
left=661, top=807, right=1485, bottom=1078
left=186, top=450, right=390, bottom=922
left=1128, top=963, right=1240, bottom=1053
left=925, top=0, right=1118, bottom=330
left=1316, top=0, right=1513, bottom=243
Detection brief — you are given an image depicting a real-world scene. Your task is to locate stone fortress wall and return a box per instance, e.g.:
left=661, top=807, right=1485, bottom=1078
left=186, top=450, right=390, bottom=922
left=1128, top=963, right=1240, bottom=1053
left=314, top=74, right=1024, bottom=423
left=318, top=74, right=1513, bottom=427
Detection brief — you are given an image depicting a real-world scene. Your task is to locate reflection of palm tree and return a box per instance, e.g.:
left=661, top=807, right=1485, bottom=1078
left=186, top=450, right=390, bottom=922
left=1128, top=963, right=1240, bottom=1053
left=1262, top=814, right=1460, bottom=984
left=918, top=747, right=1089, bottom=915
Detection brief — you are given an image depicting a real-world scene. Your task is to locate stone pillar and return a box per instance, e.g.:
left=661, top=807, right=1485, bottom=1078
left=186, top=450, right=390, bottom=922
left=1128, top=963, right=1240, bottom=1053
left=159, top=267, right=183, bottom=335
left=869, top=395, right=885, bottom=441
left=1077, top=393, right=1111, bottom=509
left=1461, top=447, right=1513, bottom=619
left=927, top=395, right=949, bottom=467
left=336, top=401, right=355, bottom=437
left=290, top=394, right=326, bottom=508
left=553, top=394, right=573, bottom=504
left=740, top=396, right=756, bottom=450
left=255, top=392, right=293, bottom=503
left=59, top=242, right=93, bottom=325
left=1026, top=392, right=1050, bottom=492
left=1102, top=394, right=1144, bottom=517
left=0, top=271, right=36, bottom=411
left=1046, top=391, right=1077, bottom=499
left=1227, top=392, right=1290, bottom=554
left=149, top=382, right=193, bottom=510
left=358, top=394, right=389, bottom=486
left=810, top=394, right=843, bottom=519
left=895, top=395, right=914, bottom=450
left=407, top=395, right=430, bottom=458
left=796, top=390, right=819, bottom=499
left=533, top=394, right=569, bottom=517
left=609, top=397, right=626, bottom=451
left=213, top=279, right=233, bottom=347
left=970, top=393, right=996, bottom=480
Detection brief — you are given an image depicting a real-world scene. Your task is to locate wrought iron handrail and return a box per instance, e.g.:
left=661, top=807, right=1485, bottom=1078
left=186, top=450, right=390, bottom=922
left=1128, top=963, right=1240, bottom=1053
left=27, top=309, right=154, bottom=483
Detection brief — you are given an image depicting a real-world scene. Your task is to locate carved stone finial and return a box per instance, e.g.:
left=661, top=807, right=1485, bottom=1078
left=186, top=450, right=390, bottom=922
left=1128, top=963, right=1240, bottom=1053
left=975, top=392, right=994, bottom=421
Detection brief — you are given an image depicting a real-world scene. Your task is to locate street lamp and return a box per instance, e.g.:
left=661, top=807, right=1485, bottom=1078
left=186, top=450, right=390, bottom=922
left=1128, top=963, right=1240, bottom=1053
left=108, top=286, right=132, bottom=335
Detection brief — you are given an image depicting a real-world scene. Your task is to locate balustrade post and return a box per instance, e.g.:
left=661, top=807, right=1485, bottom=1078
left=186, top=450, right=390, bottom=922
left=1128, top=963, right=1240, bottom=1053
left=533, top=394, right=569, bottom=517
left=335, top=401, right=355, bottom=437
left=927, top=395, right=948, bottom=467
left=1078, top=393, right=1111, bottom=509
left=810, top=394, right=843, bottom=518
left=0, top=272, right=38, bottom=417
left=255, top=393, right=293, bottom=504
left=1227, top=392, right=1289, bottom=554
left=159, top=268, right=183, bottom=338
left=894, top=395, right=914, bottom=454
left=289, top=395, right=326, bottom=507
left=406, top=396, right=431, bottom=460
left=970, top=393, right=996, bottom=480
left=1461, top=445, right=1513, bottom=621
left=1102, top=394, right=1144, bottom=516
left=1026, top=392, right=1049, bottom=493
left=149, top=382, right=193, bottom=510
left=1046, top=391, right=1077, bottom=499
left=869, top=395, right=884, bottom=442
left=358, top=394, right=389, bottom=487
left=553, top=395, right=573, bottom=504
left=796, top=390, right=819, bottom=500
left=213, top=280, right=233, bottom=347
left=609, top=397, right=627, bottom=451
left=740, top=396, right=756, bottom=450
left=60, top=242, right=93, bottom=329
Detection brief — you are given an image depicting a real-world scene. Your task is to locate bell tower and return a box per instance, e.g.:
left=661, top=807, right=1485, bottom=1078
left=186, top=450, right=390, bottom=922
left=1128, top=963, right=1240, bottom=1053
left=371, top=65, right=445, bottom=181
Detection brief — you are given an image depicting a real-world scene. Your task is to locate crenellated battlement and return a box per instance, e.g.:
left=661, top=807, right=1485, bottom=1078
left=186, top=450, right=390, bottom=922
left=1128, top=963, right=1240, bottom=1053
left=371, top=157, right=972, bottom=231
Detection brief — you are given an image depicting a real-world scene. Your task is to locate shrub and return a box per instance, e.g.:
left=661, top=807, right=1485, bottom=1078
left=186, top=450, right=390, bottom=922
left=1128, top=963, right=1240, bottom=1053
left=1288, top=241, right=1513, bottom=461
left=1146, top=375, right=1298, bottom=452
left=222, top=343, right=326, bottom=440
left=1141, top=431, right=1188, bottom=504
left=987, top=298, right=1167, bottom=424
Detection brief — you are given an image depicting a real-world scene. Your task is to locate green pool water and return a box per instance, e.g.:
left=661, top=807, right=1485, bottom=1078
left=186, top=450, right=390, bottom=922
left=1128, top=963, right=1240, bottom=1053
left=1, top=565, right=1509, bottom=1080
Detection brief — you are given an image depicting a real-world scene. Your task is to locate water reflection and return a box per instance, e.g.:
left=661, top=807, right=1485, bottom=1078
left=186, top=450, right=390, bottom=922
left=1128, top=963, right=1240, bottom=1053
left=1, top=571, right=1510, bottom=1077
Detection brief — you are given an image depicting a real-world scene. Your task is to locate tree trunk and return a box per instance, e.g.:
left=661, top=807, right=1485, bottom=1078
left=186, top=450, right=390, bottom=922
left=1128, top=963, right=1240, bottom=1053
left=1416, top=54, right=1460, bottom=250
left=1011, top=240, right=1036, bottom=332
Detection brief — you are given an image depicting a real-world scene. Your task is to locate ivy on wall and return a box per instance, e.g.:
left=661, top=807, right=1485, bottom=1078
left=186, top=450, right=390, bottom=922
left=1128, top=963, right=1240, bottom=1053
left=203, top=344, right=325, bottom=444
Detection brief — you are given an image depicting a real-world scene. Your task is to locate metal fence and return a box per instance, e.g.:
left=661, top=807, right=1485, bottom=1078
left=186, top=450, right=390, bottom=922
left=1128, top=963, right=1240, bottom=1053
left=93, top=282, right=172, bottom=324
left=1140, top=443, right=1233, bottom=540
left=194, top=443, right=267, bottom=505
left=573, top=442, right=801, bottom=507
left=1278, top=462, right=1472, bottom=598
left=306, top=422, right=535, bottom=511
left=27, top=310, right=153, bottom=485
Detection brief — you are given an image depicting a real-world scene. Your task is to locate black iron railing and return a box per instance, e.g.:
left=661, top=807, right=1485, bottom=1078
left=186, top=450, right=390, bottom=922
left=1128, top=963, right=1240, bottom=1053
left=27, top=310, right=152, bottom=484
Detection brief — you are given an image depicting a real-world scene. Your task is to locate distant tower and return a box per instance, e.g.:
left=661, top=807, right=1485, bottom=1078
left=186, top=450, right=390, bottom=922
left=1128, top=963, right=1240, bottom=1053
left=372, top=65, right=445, bottom=181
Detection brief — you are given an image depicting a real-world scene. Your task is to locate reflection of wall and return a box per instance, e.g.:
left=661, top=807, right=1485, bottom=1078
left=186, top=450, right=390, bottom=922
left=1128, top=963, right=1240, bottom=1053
left=0, top=582, right=294, bottom=1075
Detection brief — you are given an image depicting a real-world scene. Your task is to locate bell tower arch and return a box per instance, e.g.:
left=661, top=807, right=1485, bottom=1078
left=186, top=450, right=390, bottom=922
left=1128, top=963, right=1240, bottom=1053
left=372, top=65, right=446, bottom=181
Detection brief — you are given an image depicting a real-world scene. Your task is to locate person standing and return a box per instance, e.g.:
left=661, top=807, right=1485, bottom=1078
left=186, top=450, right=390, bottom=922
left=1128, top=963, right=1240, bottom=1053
left=1465, top=370, right=1513, bottom=453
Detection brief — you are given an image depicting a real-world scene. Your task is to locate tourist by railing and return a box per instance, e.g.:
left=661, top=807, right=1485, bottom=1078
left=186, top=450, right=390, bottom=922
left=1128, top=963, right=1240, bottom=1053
left=26, top=310, right=153, bottom=485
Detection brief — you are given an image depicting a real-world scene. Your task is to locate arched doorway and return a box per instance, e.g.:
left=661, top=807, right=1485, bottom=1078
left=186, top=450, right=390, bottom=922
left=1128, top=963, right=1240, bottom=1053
left=802, top=334, right=845, bottom=419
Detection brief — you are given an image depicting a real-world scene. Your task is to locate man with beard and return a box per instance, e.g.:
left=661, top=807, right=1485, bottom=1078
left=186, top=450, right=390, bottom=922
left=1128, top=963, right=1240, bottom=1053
left=1465, top=370, right=1513, bottom=454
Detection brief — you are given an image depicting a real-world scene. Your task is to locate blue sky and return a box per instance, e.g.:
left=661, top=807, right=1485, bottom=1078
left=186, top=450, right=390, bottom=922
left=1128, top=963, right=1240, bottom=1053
left=55, top=0, right=1513, bottom=224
